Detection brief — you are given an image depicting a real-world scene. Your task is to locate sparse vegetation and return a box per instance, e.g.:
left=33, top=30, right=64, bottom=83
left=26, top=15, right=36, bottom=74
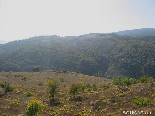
left=21, top=77, right=32, bottom=81
left=0, top=71, right=154, bottom=115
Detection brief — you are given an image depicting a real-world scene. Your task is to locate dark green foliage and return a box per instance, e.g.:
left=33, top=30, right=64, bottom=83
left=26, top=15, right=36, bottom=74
left=82, top=83, right=92, bottom=92
left=47, top=79, right=58, bottom=105
left=26, top=98, right=44, bottom=116
left=0, top=58, right=21, bottom=72
left=113, top=76, right=155, bottom=86
left=69, top=82, right=82, bottom=99
left=0, top=82, right=6, bottom=88
left=112, top=76, right=138, bottom=86
left=21, top=77, right=32, bottom=81
left=4, top=84, right=13, bottom=94
left=132, top=97, right=152, bottom=107
left=33, top=67, right=39, bottom=72
left=92, top=84, right=97, bottom=91
left=0, top=82, right=13, bottom=94
left=1, top=34, right=155, bottom=78
left=140, top=76, right=154, bottom=83
left=82, top=83, right=98, bottom=91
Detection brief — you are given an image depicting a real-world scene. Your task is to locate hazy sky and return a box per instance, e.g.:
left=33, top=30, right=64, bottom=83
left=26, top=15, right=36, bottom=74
left=0, top=0, right=155, bottom=42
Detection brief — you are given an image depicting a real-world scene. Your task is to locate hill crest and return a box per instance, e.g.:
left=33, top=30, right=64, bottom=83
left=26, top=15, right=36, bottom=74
left=114, top=28, right=155, bottom=37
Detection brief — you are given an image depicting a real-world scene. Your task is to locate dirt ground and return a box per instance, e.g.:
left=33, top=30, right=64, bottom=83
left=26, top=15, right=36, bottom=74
left=0, top=71, right=155, bottom=116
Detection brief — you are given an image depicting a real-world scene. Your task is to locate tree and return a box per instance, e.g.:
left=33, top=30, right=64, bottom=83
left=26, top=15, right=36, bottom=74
left=25, top=98, right=44, bottom=116
left=0, top=82, right=13, bottom=94
left=33, top=67, right=39, bottom=72
left=69, top=82, right=82, bottom=100
left=47, top=79, right=58, bottom=105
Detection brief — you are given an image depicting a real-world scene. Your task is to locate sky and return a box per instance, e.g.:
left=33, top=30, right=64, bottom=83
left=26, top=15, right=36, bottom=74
left=0, top=0, right=155, bottom=42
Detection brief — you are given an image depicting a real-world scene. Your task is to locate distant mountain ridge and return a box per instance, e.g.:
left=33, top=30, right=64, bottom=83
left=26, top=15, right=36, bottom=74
left=114, top=28, right=155, bottom=37
left=1, top=29, right=155, bottom=79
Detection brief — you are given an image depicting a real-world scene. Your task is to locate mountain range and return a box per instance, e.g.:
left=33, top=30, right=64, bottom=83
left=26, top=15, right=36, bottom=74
left=0, top=28, right=155, bottom=79
left=114, top=28, right=155, bottom=36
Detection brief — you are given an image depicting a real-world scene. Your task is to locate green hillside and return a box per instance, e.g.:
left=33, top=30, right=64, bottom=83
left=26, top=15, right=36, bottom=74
left=0, top=33, right=155, bottom=79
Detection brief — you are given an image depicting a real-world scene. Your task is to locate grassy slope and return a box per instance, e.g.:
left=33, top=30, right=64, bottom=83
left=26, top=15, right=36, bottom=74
left=0, top=71, right=155, bottom=116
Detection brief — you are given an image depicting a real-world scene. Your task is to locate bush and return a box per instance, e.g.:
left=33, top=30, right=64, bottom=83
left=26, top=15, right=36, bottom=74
left=140, top=76, right=154, bottom=83
left=47, top=79, right=58, bottom=105
left=0, top=82, right=13, bottom=94
left=5, top=84, right=13, bottom=93
left=33, top=67, right=39, bottom=72
left=131, top=97, right=152, bottom=107
left=92, top=84, right=97, bottom=91
left=112, top=76, right=137, bottom=86
left=69, top=82, right=82, bottom=99
left=140, top=76, right=147, bottom=83
left=112, top=76, right=154, bottom=86
left=21, top=77, right=32, bottom=81
left=25, top=98, right=44, bottom=116
left=0, top=82, right=6, bottom=88
left=22, top=77, right=28, bottom=81
left=82, top=83, right=93, bottom=92
left=24, top=91, right=34, bottom=96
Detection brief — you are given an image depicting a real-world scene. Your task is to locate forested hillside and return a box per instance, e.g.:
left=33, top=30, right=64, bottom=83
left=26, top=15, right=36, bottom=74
left=115, top=28, right=155, bottom=37
left=0, top=33, right=155, bottom=79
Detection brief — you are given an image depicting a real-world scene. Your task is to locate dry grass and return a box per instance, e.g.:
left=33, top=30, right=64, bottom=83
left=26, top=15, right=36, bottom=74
left=0, top=71, right=155, bottom=116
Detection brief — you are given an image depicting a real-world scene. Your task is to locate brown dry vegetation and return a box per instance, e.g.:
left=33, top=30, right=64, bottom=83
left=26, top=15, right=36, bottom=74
left=0, top=71, right=155, bottom=116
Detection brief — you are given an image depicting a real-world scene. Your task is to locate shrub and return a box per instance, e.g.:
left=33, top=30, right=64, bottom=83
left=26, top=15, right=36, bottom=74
left=82, top=83, right=92, bottom=92
left=24, top=91, right=34, bottom=96
left=0, top=82, right=13, bottom=94
left=92, top=84, right=97, bottom=91
left=33, top=67, right=39, bottom=72
left=22, top=77, right=28, bottom=81
left=112, top=76, right=132, bottom=86
left=140, top=76, right=147, bottom=83
left=0, top=82, right=6, bottom=88
left=21, top=77, right=32, bottom=81
left=112, top=76, right=154, bottom=86
left=112, top=76, right=150, bottom=86
left=15, top=88, right=23, bottom=94
left=69, top=82, right=82, bottom=100
left=131, top=97, right=152, bottom=107
left=25, top=98, right=44, bottom=116
left=60, top=78, right=64, bottom=82
left=140, top=76, right=154, bottom=83
left=5, top=84, right=13, bottom=93
left=47, top=79, right=58, bottom=105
